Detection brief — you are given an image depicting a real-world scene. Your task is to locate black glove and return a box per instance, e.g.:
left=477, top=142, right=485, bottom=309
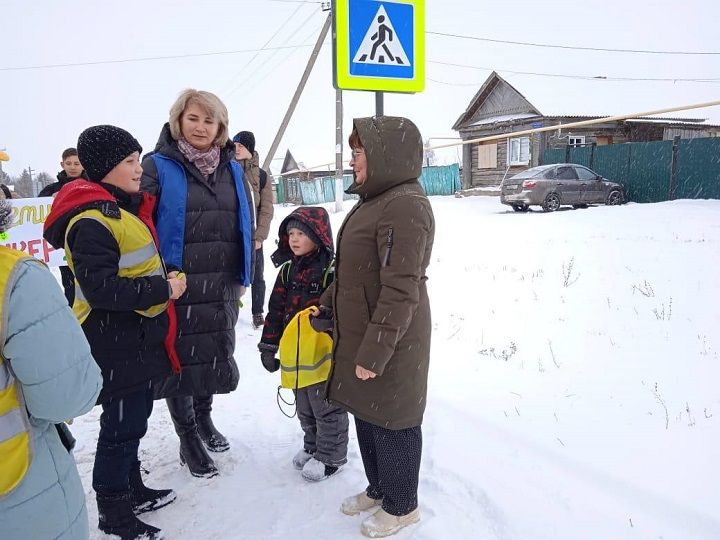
left=310, top=305, right=334, bottom=334
left=258, top=343, right=280, bottom=373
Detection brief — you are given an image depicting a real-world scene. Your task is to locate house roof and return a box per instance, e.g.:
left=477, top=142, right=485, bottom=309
left=453, top=71, right=718, bottom=131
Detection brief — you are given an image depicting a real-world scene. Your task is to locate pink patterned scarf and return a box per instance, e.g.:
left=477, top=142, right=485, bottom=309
left=177, top=138, right=221, bottom=178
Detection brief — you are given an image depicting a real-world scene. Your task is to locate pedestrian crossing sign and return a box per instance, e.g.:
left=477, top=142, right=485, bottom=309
left=333, top=0, right=425, bottom=93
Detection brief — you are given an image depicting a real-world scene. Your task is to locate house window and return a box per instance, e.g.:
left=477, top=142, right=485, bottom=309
left=569, top=135, right=586, bottom=147
left=477, top=143, right=498, bottom=169
left=507, top=137, right=530, bottom=166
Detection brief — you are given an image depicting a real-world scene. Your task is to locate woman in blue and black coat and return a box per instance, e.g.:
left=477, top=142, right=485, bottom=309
left=141, top=89, right=254, bottom=478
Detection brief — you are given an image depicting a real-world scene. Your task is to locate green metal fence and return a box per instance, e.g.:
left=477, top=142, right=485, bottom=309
left=675, top=138, right=720, bottom=200
left=543, top=137, right=720, bottom=203
left=276, top=164, right=461, bottom=204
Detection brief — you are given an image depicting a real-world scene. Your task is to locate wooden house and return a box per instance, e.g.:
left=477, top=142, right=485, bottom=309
left=452, top=72, right=720, bottom=187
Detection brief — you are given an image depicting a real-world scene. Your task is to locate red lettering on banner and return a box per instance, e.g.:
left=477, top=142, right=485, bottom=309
left=43, top=240, right=55, bottom=263
left=3, top=239, right=55, bottom=263
left=27, top=239, right=41, bottom=258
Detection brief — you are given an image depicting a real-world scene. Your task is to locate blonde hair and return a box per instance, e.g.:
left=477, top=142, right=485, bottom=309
left=168, top=89, right=229, bottom=146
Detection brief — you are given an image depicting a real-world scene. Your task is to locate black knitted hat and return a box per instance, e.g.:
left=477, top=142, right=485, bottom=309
left=232, top=131, right=255, bottom=154
left=77, top=125, right=142, bottom=182
left=286, top=219, right=320, bottom=248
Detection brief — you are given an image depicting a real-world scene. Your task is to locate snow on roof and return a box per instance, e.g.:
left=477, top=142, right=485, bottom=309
left=625, top=118, right=720, bottom=127
left=468, top=113, right=538, bottom=126
left=454, top=71, right=720, bottom=130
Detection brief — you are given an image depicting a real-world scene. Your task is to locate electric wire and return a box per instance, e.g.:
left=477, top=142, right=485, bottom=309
left=428, top=30, right=720, bottom=56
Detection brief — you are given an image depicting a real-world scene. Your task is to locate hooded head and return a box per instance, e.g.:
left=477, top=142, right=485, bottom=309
left=271, top=206, right=333, bottom=267
left=347, top=116, right=423, bottom=199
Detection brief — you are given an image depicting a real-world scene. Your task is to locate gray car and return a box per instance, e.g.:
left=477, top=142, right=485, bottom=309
left=500, top=164, right=625, bottom=212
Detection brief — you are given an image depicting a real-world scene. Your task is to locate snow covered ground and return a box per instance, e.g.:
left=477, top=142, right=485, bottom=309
left=71, top=196, right=720, bottom=539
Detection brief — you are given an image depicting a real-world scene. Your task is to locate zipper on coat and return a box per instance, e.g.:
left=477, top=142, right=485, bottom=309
left=382, top=227, right=394, bottom=267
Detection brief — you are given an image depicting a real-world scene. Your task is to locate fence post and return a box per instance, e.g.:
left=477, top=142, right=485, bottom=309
left=589, top=142, right=596, bottom=170
left=668, top=135, right=680, bottom=200
left=564, top=144, right=571, bottom=163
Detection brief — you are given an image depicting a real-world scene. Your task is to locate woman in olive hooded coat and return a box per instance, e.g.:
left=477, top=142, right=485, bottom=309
left=317, top=116, right=435, bottom=537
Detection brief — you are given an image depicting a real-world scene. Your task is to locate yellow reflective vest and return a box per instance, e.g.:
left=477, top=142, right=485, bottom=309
left=64, top=208, right=168, bottom=324
left=0, top=248, right=37, bottom=497
left=279, top=306, right=333, bottom=390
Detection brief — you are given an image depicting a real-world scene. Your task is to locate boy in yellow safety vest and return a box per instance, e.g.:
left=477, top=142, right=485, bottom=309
left=258, top=206, right=349, bottom=482
left=43, top=125, right=187, bottom=540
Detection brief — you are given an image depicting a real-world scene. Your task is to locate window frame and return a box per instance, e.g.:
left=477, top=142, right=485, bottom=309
left=568, top=135, right=586, bottom=147
left=507, top=136, right=531, bottom=166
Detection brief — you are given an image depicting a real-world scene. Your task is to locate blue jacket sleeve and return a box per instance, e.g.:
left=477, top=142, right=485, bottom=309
left=4, top=260, right=102, bottom=421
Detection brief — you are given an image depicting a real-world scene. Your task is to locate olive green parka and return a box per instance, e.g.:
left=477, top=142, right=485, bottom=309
left=322, top=116, right=435, bottom=430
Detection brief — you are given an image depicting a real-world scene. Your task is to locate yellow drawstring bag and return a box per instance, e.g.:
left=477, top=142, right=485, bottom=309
left=278, top=306, right=333, bottom=390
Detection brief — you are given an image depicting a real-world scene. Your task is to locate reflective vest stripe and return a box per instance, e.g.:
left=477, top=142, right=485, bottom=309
left=279, top=353, right=332, bottom=372
left=119, top=242, right=157, bottom=269
left=0, top=407, right=26, bottom=442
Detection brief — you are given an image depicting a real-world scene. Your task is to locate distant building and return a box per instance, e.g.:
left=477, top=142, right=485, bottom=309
left=452, top=72, right=720, bottom=187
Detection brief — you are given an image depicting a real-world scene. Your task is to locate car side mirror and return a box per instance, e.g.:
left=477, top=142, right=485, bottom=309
left=596, top=175, right=602, bottom=181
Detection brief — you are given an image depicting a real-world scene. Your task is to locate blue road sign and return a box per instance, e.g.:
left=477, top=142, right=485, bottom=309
left=333, top=0, right=425, bottom=93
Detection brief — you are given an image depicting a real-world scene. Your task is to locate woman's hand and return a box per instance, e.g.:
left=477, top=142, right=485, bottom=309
left=355, top=365, right=377, bottom=380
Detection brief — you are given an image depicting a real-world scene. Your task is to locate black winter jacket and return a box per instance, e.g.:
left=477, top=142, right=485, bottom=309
left=43, top=181, right=172, bottom=404
left=261, top=207, right=334, bottom=347
left=38, top=170, right=88, bottom=197
left=141, top=124, right=255, bottom=398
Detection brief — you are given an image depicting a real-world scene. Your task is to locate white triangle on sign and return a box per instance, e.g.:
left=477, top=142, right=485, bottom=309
left=352, top=5, right=410, bottom=67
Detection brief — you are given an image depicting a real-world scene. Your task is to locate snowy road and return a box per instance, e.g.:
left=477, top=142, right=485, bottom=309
left=71, top=196, right=720, bottom=539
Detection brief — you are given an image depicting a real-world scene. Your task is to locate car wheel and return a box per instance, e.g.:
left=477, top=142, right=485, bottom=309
left=542, top=193, right=561, bottom=212
left=512, top=204, right=529, bottom=212
left=573, top=204, right=588, bottom=209
left=606, top=190, right=623, bottom=205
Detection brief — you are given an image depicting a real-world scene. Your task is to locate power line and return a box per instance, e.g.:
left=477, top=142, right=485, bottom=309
left=0, top=44, right=314, bottom=72
left=249, top=19, right=326, bottom=91
left=226, top=6, right=319, bottom=96
left=428, top=60, right=720, bottom=83
left=427, top=30, right=720, bottom=56
left=223, top=2, right=307, bottom=95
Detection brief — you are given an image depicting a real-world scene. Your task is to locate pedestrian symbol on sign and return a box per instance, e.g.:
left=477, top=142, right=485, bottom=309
left=353, top=6, right=409, bottom=66
left=333, top=0, right=425, bottom=93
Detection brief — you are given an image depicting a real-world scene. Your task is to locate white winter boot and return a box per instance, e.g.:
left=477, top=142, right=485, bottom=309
left=360, top=508, right=420, bottom=538
left=292, top=449, right=314, bottom=470
left=301, top=457, right=342, bottom=482
left=341, top=492, right=382, bottom=516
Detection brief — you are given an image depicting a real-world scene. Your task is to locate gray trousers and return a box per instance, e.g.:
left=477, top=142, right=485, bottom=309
left=295, top=383, right=349, bottom=467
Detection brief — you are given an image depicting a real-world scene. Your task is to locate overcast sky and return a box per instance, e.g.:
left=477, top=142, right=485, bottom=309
left=1, top=0, right=718, bottom=177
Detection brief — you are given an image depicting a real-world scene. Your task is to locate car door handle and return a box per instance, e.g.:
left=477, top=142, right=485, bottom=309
left=556, top=183, right=564, bottom=186
left=580, top=183, right=587, bottom=186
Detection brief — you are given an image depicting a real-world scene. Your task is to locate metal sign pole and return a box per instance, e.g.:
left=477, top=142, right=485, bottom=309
left=335, top=89, right=344, bottom=212
left=375, top=91, right=384, bottom=117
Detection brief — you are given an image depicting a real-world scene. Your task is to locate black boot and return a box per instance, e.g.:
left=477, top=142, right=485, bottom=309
left=179, top=432, right=219, bottom=478
left=167, top=396, right=219, bottom=478
left=194, top=395, right=230, bottom=452
left=97, top=492, right=162, bottom=540
left=129, top=463, right=177, bottom=515
left=196, top=413, right=230, bottom=453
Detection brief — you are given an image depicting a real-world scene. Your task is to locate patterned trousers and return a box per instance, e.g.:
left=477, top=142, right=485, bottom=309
left=354, top=417, right=422, bottom=516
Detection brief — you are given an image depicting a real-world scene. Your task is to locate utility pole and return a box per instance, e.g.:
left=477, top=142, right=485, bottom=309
left=262, top=12, right=332, bottom=172
left=28, top=166, right=36, bottom=197
left=334, top=89, right=344, bottom=212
